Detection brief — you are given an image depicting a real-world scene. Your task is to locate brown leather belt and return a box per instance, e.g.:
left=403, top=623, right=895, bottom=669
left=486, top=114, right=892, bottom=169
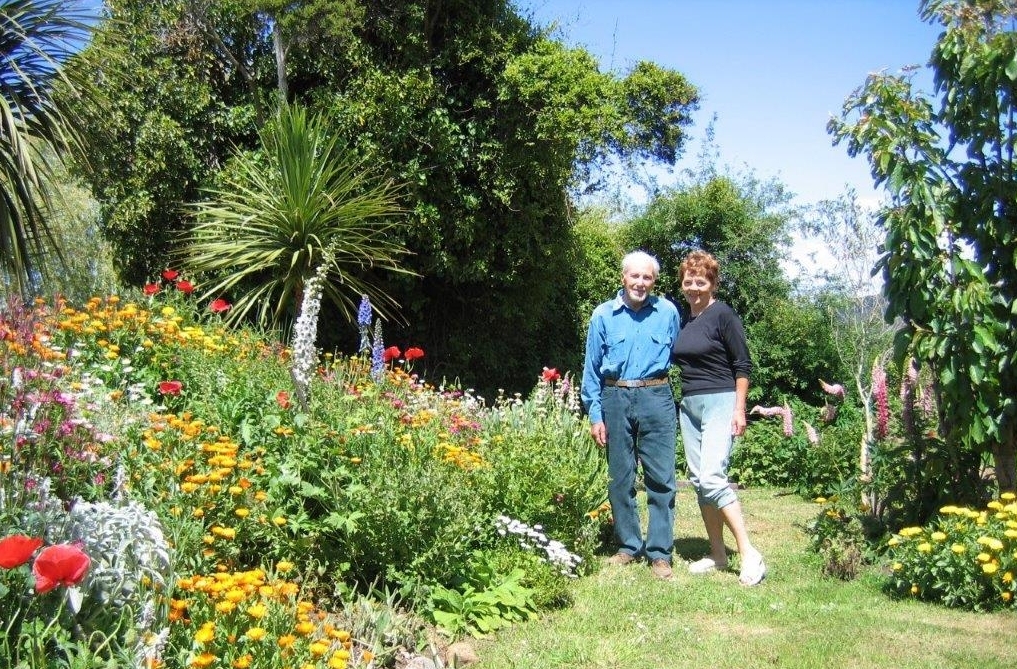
left=604, top=378, right=669, bottom=388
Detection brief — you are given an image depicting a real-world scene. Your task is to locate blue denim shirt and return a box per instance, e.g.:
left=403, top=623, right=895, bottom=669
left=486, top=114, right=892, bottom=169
left=581, top=291, right=680, bottom=424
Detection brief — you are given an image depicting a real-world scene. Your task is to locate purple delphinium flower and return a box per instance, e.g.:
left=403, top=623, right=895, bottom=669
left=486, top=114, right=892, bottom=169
left=357, top=294, right=372, bottom=354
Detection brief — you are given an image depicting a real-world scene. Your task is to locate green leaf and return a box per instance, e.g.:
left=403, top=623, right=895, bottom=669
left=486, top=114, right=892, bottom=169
left=1005, top=52, right=1017, bottom=81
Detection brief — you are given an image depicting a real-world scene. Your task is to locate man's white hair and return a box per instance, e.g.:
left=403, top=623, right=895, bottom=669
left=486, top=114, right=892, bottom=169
left=622, top=250, right=660, bottom=278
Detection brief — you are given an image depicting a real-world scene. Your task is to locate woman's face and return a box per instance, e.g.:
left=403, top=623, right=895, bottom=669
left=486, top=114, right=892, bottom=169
left=681, top=271, right=715, bottom=312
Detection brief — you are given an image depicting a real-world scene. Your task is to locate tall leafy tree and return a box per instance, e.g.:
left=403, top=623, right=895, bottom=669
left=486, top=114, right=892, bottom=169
left=0, top=0, right=95, bottom=296
left=183, top=103, right=411, bottom=329
left=829, top=0, right=1017, bottom=491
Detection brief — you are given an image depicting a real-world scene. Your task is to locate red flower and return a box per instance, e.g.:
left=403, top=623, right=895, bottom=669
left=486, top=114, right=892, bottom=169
left=0, top=534, right=43, bottom=569
left=158, top=380, right=183, bottom=395
left=209, top=298, right=231, bottom=313
left=276, top=390, right=291, bottom=410
left=33, top=544, right=90, bottom=593
left=176, top=280, right=194, bottom=295
left=383, top=346, right=401, bottom=362
left=404, top=347, right=424, bottom=361
left=143, top=283, right=160, bottom=296
left=161, top=269, right=179, bottom=281
left=542, top=367, right=560, bottom=383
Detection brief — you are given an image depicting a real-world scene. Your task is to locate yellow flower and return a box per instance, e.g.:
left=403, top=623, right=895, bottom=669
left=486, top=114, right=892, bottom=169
left=982, top=563, right=999, bottom=575
left=235, top=508, right=250, bottom=519
left=247, top=603, right=268, bottom=619
left=917, top=542, right=932, bottom=553
left=1003, top=571, right=1014, bottom=583
left=245, top=627, right=267, bottom=641
left=977, top=552, right=991, bottom=563
left=814, top=497, right=828, bottom=504
left=930, top=531, right=947, bottom=542
left=899, top=526, right=923, bottom=538
left=295, top=621, right=315, bottom=636
left=951, top=544, right=966, bottom=554
left=276, top=560, right=295, bottom=573
left=328, top=654, right=348, bottom=668
left=887, top=537, right=900, bottom=547
left=215, top=600, right=237, bottom=614
left=278, top=634, right=297, bottom=649
left=910, top=584, right=919, bottom=595
left=309, top=641, right=330, bottom=657
left=892, top=562, right=903, bottom=572
left=1001, top=492, right=1016, bottom=501
left=232, top=655, right=253, bottom=669
left=229, top=486, right=244, bottom=496
left=194, top=626, right=215, bottom=644
left=190, top=653, right=216, bottom=668
left=272, top=516, right=287, bottom=526
left=1003, top=592, right=1013, bottom=602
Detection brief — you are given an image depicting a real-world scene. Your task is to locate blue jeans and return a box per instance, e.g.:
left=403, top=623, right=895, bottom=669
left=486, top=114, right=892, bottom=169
left=602, top=384, right=677, bottom=563
left=680, top=391, right=738, bottom=509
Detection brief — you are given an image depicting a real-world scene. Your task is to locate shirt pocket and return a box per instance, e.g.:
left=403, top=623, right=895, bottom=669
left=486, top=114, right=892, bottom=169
left=603, top=332, right=627, bottom=370
left=650, top=331, right=672, bottom=356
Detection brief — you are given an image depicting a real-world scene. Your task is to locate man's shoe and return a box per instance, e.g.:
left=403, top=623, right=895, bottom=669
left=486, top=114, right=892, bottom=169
left=650, top=559, right=673, bottom=580
left=607, top=552, right=637, bottom=566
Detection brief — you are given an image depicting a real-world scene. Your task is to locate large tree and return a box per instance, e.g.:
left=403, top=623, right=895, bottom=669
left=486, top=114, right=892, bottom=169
left=73, top=0, right=700, bottom=394
left=829, top=0, right=1017, bottom=491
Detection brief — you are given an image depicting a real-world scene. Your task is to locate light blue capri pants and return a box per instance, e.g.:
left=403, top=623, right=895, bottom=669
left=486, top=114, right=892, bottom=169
left=679, top=391, right=739, bottom=509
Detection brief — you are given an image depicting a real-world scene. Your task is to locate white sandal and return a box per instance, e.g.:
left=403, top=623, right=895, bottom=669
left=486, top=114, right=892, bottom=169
left=688, top=557, right=728, bottom=574
left=739, top=552, right=767, bottom=586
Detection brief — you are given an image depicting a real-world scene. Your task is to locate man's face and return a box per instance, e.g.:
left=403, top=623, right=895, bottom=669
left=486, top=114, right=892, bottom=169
left=622, top=260, right=656, bottom=309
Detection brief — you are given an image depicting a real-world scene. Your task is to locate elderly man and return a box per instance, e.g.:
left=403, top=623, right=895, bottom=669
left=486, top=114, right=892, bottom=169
left=581, top=250, right=680, bottom=580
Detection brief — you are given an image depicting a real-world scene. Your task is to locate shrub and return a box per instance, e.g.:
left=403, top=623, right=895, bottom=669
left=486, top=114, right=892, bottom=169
left=884, top=493, right=1017, bottom=611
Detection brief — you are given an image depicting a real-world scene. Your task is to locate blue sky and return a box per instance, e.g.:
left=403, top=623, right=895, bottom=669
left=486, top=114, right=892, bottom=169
left=518, top=0, right=942, bottom=206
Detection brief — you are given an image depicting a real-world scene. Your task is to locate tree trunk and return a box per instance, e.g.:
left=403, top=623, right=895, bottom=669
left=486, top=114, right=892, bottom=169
left=273, top=20, right=288, bottom=102
left=991, top=426, right=1017, bottom=492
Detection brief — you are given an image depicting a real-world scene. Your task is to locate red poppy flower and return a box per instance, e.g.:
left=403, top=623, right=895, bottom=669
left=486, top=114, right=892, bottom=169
left=176, top=280, right=194, bottom=295
left=33, top=544, right=90, bottom=593
left=276, top=390, right=291, bottom=410
left=161, top=269, right=179, bottom=281
left=404, top=347, right=424, bottom=361
left=158, top=380, right=183, bottom=395
left=143, top=283, right=160, bottom=296
left=209, top=298, right=231, bottom=313
left=542, top=367, right=561, bottom=383
left=383, top=346, right=401, bottom=362
left=0, top=534, right=43, bottom=569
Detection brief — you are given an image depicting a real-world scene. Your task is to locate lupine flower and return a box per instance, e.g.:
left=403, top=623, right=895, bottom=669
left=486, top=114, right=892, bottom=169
left=782, top=404, right=793, bottom=437
left=749, top=405, right=784, bottom=417
left=371, top=320, right=385, bottom=380
left=404, top=346, right=424, bottom=361
left=819, top=379, right=845, bottom=399
left=33, top=543, right=91, bottom=593
left=873, top=363, right=889, bottom=441
left=750, top=405, right=793, bottom=437
left=357, top=294, right=372, bottom=354
left=804, top=421, right=819, bottom=445
left=383, top=346, right=401, bottom=362
left=0, top=534, right=44, bottom=568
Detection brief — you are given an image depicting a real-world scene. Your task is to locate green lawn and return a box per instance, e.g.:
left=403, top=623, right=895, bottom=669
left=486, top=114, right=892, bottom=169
left=474, top=487, right=1017, bottom=668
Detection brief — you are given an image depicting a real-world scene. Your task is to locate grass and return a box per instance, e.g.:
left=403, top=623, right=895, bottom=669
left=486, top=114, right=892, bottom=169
left=473, top=487, right=1017, bottom=668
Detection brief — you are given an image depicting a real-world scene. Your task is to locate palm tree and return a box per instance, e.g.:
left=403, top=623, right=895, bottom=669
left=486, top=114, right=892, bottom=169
left=0, top=0, right=95, bottom=297
left=182, top=102, right=412, bottom=331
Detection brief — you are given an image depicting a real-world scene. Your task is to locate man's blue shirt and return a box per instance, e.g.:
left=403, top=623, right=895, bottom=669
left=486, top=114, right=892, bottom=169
left=581, top=291, right=680, bottom=424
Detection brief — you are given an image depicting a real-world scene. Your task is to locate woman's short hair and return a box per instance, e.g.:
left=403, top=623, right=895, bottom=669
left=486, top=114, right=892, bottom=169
left=680, top=250, right=719, bottom=286
left=621, top=250, right=660, bottom=278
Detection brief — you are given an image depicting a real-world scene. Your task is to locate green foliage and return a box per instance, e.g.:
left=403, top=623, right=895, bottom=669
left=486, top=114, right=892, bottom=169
left=0, top=0, right=99, bottom=297
left=804, top=497, right=871, bottom=581
left=425, top=553, right=538, bottom=638
left=884, top=494, right=1017, bottom=611
left=183, top=102, right=411, bottom=330
left=829, top=0, right=1017, bottom=489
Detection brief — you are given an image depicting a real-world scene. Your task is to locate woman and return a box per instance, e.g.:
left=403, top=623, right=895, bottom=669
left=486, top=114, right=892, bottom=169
left=671, top=250, right=766, bottom=586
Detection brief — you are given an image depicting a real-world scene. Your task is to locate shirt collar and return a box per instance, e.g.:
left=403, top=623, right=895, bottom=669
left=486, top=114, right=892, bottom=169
left=612, top=290, right=658, bottom=313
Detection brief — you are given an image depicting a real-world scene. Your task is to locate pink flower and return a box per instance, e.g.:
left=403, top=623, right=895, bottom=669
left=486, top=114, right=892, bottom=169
left=33, top=544, right=90, bottom=593
left=782, top=404, right=794, bottom=437
left=158, top=380, right=183, bottom=395
left=383, top=346, right=401, bottom=362
left=749, top=405, right=784, bottom=417
left=161, top=269, right=179, bottom=281
left=804, top=422, right=819, bottom=445
left=143, top=283, right=160, bottom=296
left=542, top=367, right=561, bottom=383
left=0, top=534, right=43, bottom=569
left=404, top=347, right=424, bottom=362
left=209, top=298, right=231, bottom=313
left=819, top=379, right=845, bottom=399
left=176, top=280, right=194, bottom=295
left=873, top=365, right=889, bottom=441
left=276, top=390, right=291, bottom=410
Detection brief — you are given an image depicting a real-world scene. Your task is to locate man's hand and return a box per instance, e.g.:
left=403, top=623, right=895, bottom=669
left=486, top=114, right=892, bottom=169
left=590, top=421, right=607, bottom=448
